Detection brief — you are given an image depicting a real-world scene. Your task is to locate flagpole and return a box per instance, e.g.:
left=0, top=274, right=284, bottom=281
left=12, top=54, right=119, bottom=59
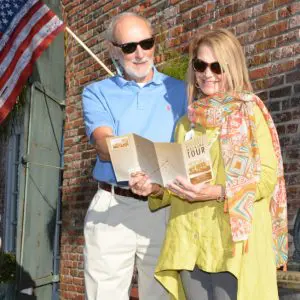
left=66, top=26, right=114, bottom=77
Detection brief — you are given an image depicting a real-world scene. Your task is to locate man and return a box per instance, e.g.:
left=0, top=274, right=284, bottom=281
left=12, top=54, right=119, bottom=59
left=82, top=12, right=186, bottom=300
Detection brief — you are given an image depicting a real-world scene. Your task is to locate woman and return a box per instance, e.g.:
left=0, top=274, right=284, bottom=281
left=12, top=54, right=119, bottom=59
left=129, top=29, right=287, bottom=300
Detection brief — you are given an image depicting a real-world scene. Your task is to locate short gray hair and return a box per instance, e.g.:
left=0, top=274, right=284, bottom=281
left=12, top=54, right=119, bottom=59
left=105, top=12, right=153, bottom=42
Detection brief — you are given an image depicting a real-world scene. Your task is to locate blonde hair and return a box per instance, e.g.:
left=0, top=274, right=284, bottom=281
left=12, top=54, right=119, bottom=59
left=187, top=28, right=252, bottom=105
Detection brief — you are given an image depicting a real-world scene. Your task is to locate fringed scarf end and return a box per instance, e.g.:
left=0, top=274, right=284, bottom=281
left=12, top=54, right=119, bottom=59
left=283, top=263, right=287, bottom=272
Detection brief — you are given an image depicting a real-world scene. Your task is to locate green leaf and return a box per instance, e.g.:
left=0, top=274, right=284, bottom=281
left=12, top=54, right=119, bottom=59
left=158, top=54, right=189, bottom=81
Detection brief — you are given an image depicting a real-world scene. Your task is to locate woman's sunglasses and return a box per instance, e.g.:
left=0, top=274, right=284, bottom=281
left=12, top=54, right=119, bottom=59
left=192, top=58, right=222, bottom=75
left=112, top=37, right=155, bottom=54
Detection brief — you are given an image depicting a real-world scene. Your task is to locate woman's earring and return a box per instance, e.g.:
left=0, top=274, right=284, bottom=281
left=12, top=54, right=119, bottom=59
left=195, top=81, right=200, bottom=89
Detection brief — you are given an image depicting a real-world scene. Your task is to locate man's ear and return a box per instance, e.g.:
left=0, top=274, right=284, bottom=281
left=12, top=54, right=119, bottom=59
left=106, top=40, right=119, bottom=60
left=105, top=40, right=123, bottom=76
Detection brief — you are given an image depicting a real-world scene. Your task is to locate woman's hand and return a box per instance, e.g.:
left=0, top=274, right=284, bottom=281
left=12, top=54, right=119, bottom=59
left=129, top=172, right=163, bottom=197
left=166, top=176, right=224, bottom=202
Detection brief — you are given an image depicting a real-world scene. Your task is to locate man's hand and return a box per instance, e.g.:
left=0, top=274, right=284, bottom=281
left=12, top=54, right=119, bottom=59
left=92, top=126, right=113, bottom=161
left=129, top=172, right=162, bottom=197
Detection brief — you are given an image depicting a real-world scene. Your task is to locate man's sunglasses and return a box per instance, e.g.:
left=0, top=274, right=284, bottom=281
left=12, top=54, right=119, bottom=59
left=112, top=37, right=155, bottom=54
left=192, top=58, right=223, bottom=75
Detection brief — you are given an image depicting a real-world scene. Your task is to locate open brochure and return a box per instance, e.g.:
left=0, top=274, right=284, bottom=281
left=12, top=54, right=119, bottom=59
left=106, top=133, right=213, bottom=187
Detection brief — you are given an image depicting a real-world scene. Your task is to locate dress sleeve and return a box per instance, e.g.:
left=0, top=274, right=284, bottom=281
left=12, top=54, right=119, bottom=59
left=82, top=84, right=115, bottom=143
left=254, top=104, right=278, bottom=201
left=148, top=190, right=173, bottom=211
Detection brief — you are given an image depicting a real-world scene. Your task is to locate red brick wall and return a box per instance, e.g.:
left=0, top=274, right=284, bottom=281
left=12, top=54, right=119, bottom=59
left=61, top=0, right=300, bottom=298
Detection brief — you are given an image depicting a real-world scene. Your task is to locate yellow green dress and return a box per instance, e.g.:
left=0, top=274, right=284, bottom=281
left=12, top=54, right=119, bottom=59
left=149, top=105, right=279, bottom=300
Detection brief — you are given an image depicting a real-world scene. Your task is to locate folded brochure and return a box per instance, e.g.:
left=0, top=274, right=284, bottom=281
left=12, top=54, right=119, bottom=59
left=106, top=133, right=213, bottom=186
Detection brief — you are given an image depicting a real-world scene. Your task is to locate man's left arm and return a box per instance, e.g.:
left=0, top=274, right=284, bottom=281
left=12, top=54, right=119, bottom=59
left=82, top=84, right=115, bottom=161
left=92, top=126, right=114, bottom=161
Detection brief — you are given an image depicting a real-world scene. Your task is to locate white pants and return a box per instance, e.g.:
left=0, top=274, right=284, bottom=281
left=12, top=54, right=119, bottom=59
left=84, top=188, right=169, bottom=300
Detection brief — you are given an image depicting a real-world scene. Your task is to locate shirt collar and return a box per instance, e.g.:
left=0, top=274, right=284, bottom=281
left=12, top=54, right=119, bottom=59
left=114, top=67, right=164, bottom=88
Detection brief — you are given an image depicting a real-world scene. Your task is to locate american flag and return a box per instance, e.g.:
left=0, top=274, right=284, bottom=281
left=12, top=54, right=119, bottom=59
left=0, top=0, right=65, bottom=124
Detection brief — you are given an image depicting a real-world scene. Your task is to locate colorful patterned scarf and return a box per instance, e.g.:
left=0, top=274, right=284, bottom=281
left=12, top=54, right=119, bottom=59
left=188, top=92, right=288, bottom=268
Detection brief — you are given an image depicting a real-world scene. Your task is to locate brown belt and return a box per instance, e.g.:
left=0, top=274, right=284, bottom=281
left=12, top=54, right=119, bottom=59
left=98, top=182, right=148, bottom=201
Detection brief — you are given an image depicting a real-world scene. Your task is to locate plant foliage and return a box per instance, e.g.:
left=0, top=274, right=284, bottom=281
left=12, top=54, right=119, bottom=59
left=158, top=54, right=189, bottom=81
left=0, top=252, right=16, bottom=283
left=0, top=84, right=27, bottom=140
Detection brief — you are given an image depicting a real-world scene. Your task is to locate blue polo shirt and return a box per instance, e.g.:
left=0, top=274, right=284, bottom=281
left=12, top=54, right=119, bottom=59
left=82, top=67, right=187, bottom=185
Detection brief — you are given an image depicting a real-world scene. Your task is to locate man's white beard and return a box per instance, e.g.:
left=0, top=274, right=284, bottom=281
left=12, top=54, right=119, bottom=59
left=120, top=58, right=154, bottom=81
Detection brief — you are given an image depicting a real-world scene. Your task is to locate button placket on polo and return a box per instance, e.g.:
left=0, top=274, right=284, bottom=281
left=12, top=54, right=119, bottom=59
left=136, top=88, right=146, bottom=110
left=126, top=82, right=145, bottom=110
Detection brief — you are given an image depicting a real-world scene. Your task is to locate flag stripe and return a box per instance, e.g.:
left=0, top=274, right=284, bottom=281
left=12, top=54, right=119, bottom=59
left=0, top=15, right=64, bottom=104
left=0, top=0, right=65, bottom=124
left=0, top=1, right=43, bottom=65
left=0, top=17, right=64, bottom=123
left=0, top=0, right=39, bottom=51
left=0, top=11, right=54, bottom=86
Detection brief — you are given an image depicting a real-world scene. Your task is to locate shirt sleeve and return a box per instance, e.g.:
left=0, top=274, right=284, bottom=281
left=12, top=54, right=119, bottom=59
left=254, top=104, right=278, bottom=201
left=82, top=84, right=115, bottom=143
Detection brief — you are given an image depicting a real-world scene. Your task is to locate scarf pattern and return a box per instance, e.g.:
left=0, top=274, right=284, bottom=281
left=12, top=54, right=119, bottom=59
left=188, top=92, right=288, bottom=268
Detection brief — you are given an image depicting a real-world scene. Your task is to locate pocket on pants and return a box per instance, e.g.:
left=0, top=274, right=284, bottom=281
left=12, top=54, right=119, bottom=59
left=84, top=189, right=112, bottom=230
